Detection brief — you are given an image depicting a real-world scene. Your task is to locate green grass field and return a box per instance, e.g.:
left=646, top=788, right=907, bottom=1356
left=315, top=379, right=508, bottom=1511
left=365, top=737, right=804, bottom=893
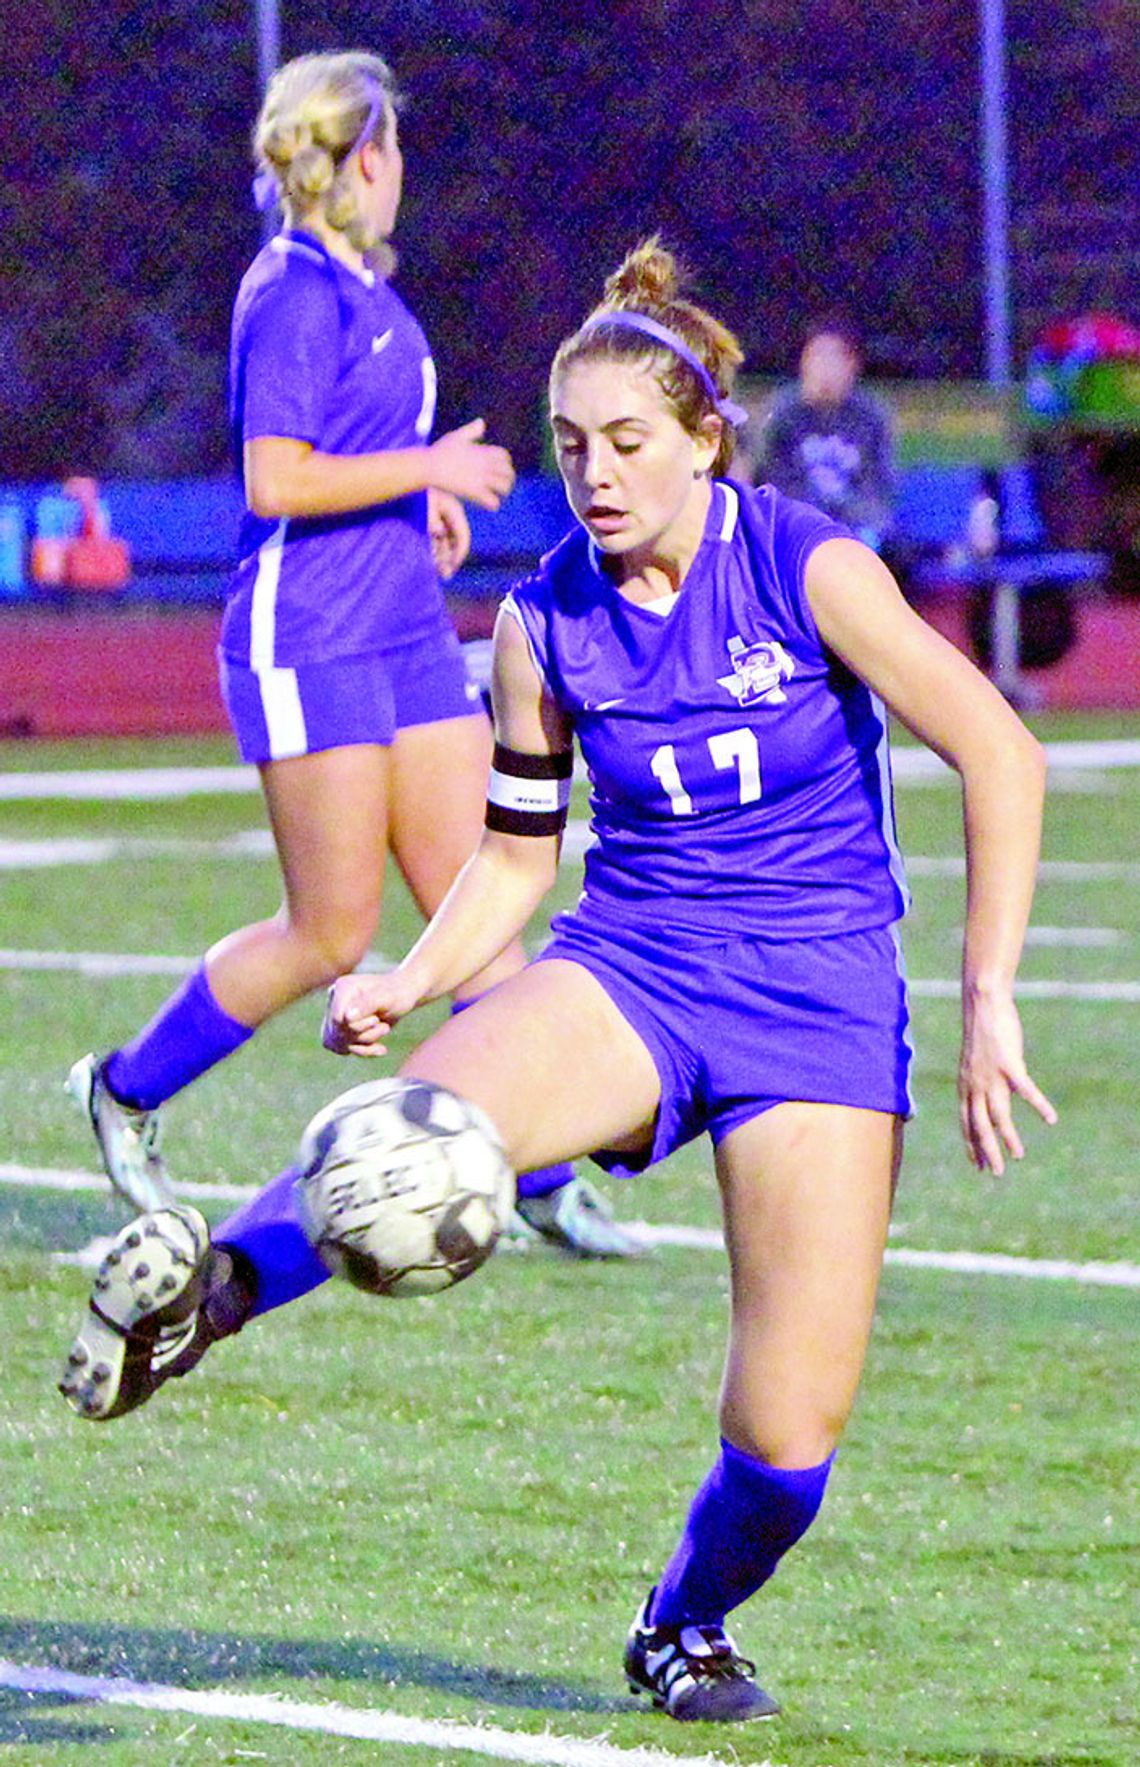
left=0, top=716, right=1136, bottom=1766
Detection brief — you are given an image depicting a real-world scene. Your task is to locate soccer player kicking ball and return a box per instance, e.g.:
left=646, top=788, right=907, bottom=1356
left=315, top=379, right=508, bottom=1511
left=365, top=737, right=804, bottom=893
left=60, top=238, right=1055, bottom=1724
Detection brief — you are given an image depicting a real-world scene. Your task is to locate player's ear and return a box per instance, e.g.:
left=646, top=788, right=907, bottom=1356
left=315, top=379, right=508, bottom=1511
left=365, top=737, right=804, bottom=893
left=693, top=414, right=722, bottom=476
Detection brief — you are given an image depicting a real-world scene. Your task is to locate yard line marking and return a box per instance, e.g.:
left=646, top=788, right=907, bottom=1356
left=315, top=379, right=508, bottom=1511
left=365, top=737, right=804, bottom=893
left=0, top=948, right=198, bottom=977
left=882, top=1248, right=1140, bottom=1287
left=1, top=737, right=1138, bottom=805
left=0, top=832, right=275, bottom=868
left=3, top=1165, right=1135, bottom=1289
left=907, top=856, right=1140, bottom=882
left=0, top=947, right=398, bottom=977
left=1021, top=927, right=1122, bottom=947
left=5, top=827, right=1139, bottom=886
left=622, top=1223, right=1140, bottom=1287
left=0, top=1163, right=253, bottom=1202
left=0, top=767, right=260, bottom=801
left=3, top=948, right=1138, bottom=999
left=0, top=1660, right=758, bottom=1767
left=907, top=978, right=1140, bottom=1001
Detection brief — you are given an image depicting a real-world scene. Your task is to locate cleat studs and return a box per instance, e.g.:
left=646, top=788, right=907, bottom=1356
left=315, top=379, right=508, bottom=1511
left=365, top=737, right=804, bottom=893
left=94, top=1275, right=109, bottom=1291
left=157, top=1275, right=177, bottom=1295
left=67, top=1348, right=88, bottom=1367
left=92, top=1364, right=110, bottom=1384
left=133, top=1262, right=150, bottom=1281
left=125, top=1232, right=141, bottom=1249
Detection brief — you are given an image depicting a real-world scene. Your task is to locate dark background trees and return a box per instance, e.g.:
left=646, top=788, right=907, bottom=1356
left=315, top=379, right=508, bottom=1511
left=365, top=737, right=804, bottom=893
left=4, top=0, right=1137, bottom=479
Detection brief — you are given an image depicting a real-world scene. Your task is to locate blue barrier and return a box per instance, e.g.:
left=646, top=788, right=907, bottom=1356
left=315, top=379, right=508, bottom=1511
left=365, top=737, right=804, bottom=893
left=0, top=467, right=1107, bottom=614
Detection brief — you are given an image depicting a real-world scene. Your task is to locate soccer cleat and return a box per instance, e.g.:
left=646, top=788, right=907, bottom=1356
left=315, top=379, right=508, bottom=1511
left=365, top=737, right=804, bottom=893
left=514, top=1175, right=642, bottom=1259
left=67, top=1052, right=174, bottom=1214
left=58, top=1206, right=245, bottom=1422
left=623, top=1591, right=780, bottom=1723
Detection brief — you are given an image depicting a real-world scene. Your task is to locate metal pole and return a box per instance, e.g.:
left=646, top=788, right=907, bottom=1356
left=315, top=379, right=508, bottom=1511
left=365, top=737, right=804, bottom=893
left=254, top=0, right=280, bottom=240
left=255, top=0, right=279, bottom=93
left=979, top=0, right=1013, bottom=387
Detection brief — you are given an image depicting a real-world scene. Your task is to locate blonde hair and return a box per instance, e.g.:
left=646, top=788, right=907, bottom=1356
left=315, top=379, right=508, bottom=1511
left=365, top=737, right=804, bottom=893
left=253, top=51, right=400, bottom=255
left=551, top=237, right=745, bottom=476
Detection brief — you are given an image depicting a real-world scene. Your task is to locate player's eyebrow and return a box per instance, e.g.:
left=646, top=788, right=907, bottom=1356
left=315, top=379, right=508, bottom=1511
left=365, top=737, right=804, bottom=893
left=551, top=414, right=651, bottom=435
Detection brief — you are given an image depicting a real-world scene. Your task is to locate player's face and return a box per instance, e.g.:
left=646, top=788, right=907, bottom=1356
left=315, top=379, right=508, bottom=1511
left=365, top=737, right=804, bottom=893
left=362, top=105, right=403, bottom=240
left=550, top=358, right=719, bottom=570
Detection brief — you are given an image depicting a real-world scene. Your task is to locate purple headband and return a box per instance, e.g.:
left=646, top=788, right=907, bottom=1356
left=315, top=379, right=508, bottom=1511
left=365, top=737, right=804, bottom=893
left=579, top=309, right=749, bottom=428
left=252, top=85, right=387, bottom=214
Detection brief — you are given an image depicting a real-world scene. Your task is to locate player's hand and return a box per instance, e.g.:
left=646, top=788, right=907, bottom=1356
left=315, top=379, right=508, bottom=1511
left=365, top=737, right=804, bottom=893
left=427, top=419, right=515, bottom=511
left=322, top=973, right=421, bottom=1058
left=427, top=487, right=471, bottom=580
left=957, top=985, right=1057, bottom=1175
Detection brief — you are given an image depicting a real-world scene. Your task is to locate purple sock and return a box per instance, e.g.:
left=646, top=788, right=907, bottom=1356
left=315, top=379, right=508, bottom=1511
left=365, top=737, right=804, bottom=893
left=104, top=964, right=255, bottom=1111
left=214, top=1165, right=330, bottom=1317
left=449, top=995, right=573, bottom=1200
left=650, top=1438, right=834, bottom=1627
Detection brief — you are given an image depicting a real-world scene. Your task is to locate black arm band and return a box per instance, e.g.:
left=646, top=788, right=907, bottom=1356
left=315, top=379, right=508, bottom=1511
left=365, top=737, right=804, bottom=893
left=485, top=744, right=573, bottom=837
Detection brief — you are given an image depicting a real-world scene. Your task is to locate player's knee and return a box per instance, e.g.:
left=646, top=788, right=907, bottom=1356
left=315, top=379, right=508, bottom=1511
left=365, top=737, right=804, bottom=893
left=719, top=1398, right=847, bottom=1469
left=289, top=912, right=378, bottom=984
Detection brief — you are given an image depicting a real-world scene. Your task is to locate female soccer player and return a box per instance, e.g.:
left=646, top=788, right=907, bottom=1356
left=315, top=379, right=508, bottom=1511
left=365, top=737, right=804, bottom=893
left=66, top=49, right=632, bottom=1257
left=61, top=239, right=1055, bottom=1723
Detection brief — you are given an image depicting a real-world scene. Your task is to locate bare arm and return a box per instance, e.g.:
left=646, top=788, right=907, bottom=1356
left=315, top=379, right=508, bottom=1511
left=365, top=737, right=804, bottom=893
left=805, top=537, right=1057, bottom=1173
left=324, top=607, right=573, bottom=1054
left=244, top=418, right=515, bottom=520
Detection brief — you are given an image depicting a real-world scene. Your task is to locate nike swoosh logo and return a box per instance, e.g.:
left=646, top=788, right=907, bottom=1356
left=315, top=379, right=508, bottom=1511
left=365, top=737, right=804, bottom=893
left=371, top=329, right=393, bottom=354
left=586, top=696, right=626, bottom=711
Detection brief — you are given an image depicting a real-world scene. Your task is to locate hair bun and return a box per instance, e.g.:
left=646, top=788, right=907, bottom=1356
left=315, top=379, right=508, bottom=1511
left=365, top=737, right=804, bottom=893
left=601, top=235, right=682, bottom=312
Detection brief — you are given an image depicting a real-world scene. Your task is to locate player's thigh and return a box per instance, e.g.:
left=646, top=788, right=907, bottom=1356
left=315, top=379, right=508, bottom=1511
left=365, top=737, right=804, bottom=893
left=714, top=1102, right=902, bottom=1465
left=400, top=958, right=662, bottom=1175
left=388, top=714, right=491, bottom=917
left=260, top=744, right=390, bottom=928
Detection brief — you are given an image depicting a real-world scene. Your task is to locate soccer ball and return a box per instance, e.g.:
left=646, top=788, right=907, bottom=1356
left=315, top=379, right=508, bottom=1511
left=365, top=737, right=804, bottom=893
left=294, top=1077, right=516, bottom=1297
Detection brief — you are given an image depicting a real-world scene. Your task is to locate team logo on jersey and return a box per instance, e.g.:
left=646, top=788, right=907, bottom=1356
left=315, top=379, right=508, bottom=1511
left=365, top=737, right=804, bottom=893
left=717, top=636, right=794, bottom=706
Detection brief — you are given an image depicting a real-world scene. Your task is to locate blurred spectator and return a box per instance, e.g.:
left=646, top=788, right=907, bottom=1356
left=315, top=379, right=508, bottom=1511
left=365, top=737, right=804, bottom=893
left=758, top=315, right=895, bottom=554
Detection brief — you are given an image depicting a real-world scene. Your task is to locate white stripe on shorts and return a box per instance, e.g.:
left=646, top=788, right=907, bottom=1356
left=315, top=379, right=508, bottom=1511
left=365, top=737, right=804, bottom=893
left=258, top=666, right=308, bottom=760
left=250, top=521, right=286, bottom=671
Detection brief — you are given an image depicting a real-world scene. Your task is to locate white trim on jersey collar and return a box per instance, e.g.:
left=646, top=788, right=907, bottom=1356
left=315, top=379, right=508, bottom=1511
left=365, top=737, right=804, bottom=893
left=270, top=235, right=327, bottom=268
left=270, top=231, right=376, bottom=287
left=583, top=479, right=740, bottom=580
left=716, top=480, right=740, bottom=542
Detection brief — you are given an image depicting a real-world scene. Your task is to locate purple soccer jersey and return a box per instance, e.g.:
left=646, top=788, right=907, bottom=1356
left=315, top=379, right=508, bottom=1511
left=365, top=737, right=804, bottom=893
left=504, top=480, right=909, bottom=940
left=221, top=229, right=446, bottom=668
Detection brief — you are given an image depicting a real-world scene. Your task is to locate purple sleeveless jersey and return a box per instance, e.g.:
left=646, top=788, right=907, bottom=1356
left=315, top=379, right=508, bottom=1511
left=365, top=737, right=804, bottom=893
left=503, top=480, right=910, bottom=940
left=221, top=229, right=446, bottom=668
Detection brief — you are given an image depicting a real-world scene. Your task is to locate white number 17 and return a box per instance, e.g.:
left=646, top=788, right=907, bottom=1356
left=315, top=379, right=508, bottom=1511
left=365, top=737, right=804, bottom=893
left=649, top=729, right=762, bottom=816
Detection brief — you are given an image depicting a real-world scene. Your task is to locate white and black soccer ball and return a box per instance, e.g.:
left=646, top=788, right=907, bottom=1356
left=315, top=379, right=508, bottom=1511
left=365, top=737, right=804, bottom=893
left=294, top=1077, right=516, bottom=1297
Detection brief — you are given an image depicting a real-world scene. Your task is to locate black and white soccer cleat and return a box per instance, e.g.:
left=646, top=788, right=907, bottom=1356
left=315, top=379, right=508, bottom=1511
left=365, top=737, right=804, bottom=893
left=624, top=1590, right=780, bottom=1723
left=58, top=1206, right=249, bottom=1421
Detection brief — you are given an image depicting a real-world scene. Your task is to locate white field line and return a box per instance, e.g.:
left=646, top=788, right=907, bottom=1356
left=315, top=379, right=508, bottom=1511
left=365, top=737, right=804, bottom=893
left=0, top=1163, right=254, bottom=1203
left=1, top=736, right=1139, bottom=804
left=0, top=946, right=399, bottom=977
left=0, top=767, right=260, bottom=801
left=2, top=824, right=1140, bottom=886
left=3, top=1163, right=1136, bottom=1290
left=0, top=1661, right=753, bottom=1767
left=4, top=829, right=1140, bottom=889
left=1, top=945, right=1137, bottom=1000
